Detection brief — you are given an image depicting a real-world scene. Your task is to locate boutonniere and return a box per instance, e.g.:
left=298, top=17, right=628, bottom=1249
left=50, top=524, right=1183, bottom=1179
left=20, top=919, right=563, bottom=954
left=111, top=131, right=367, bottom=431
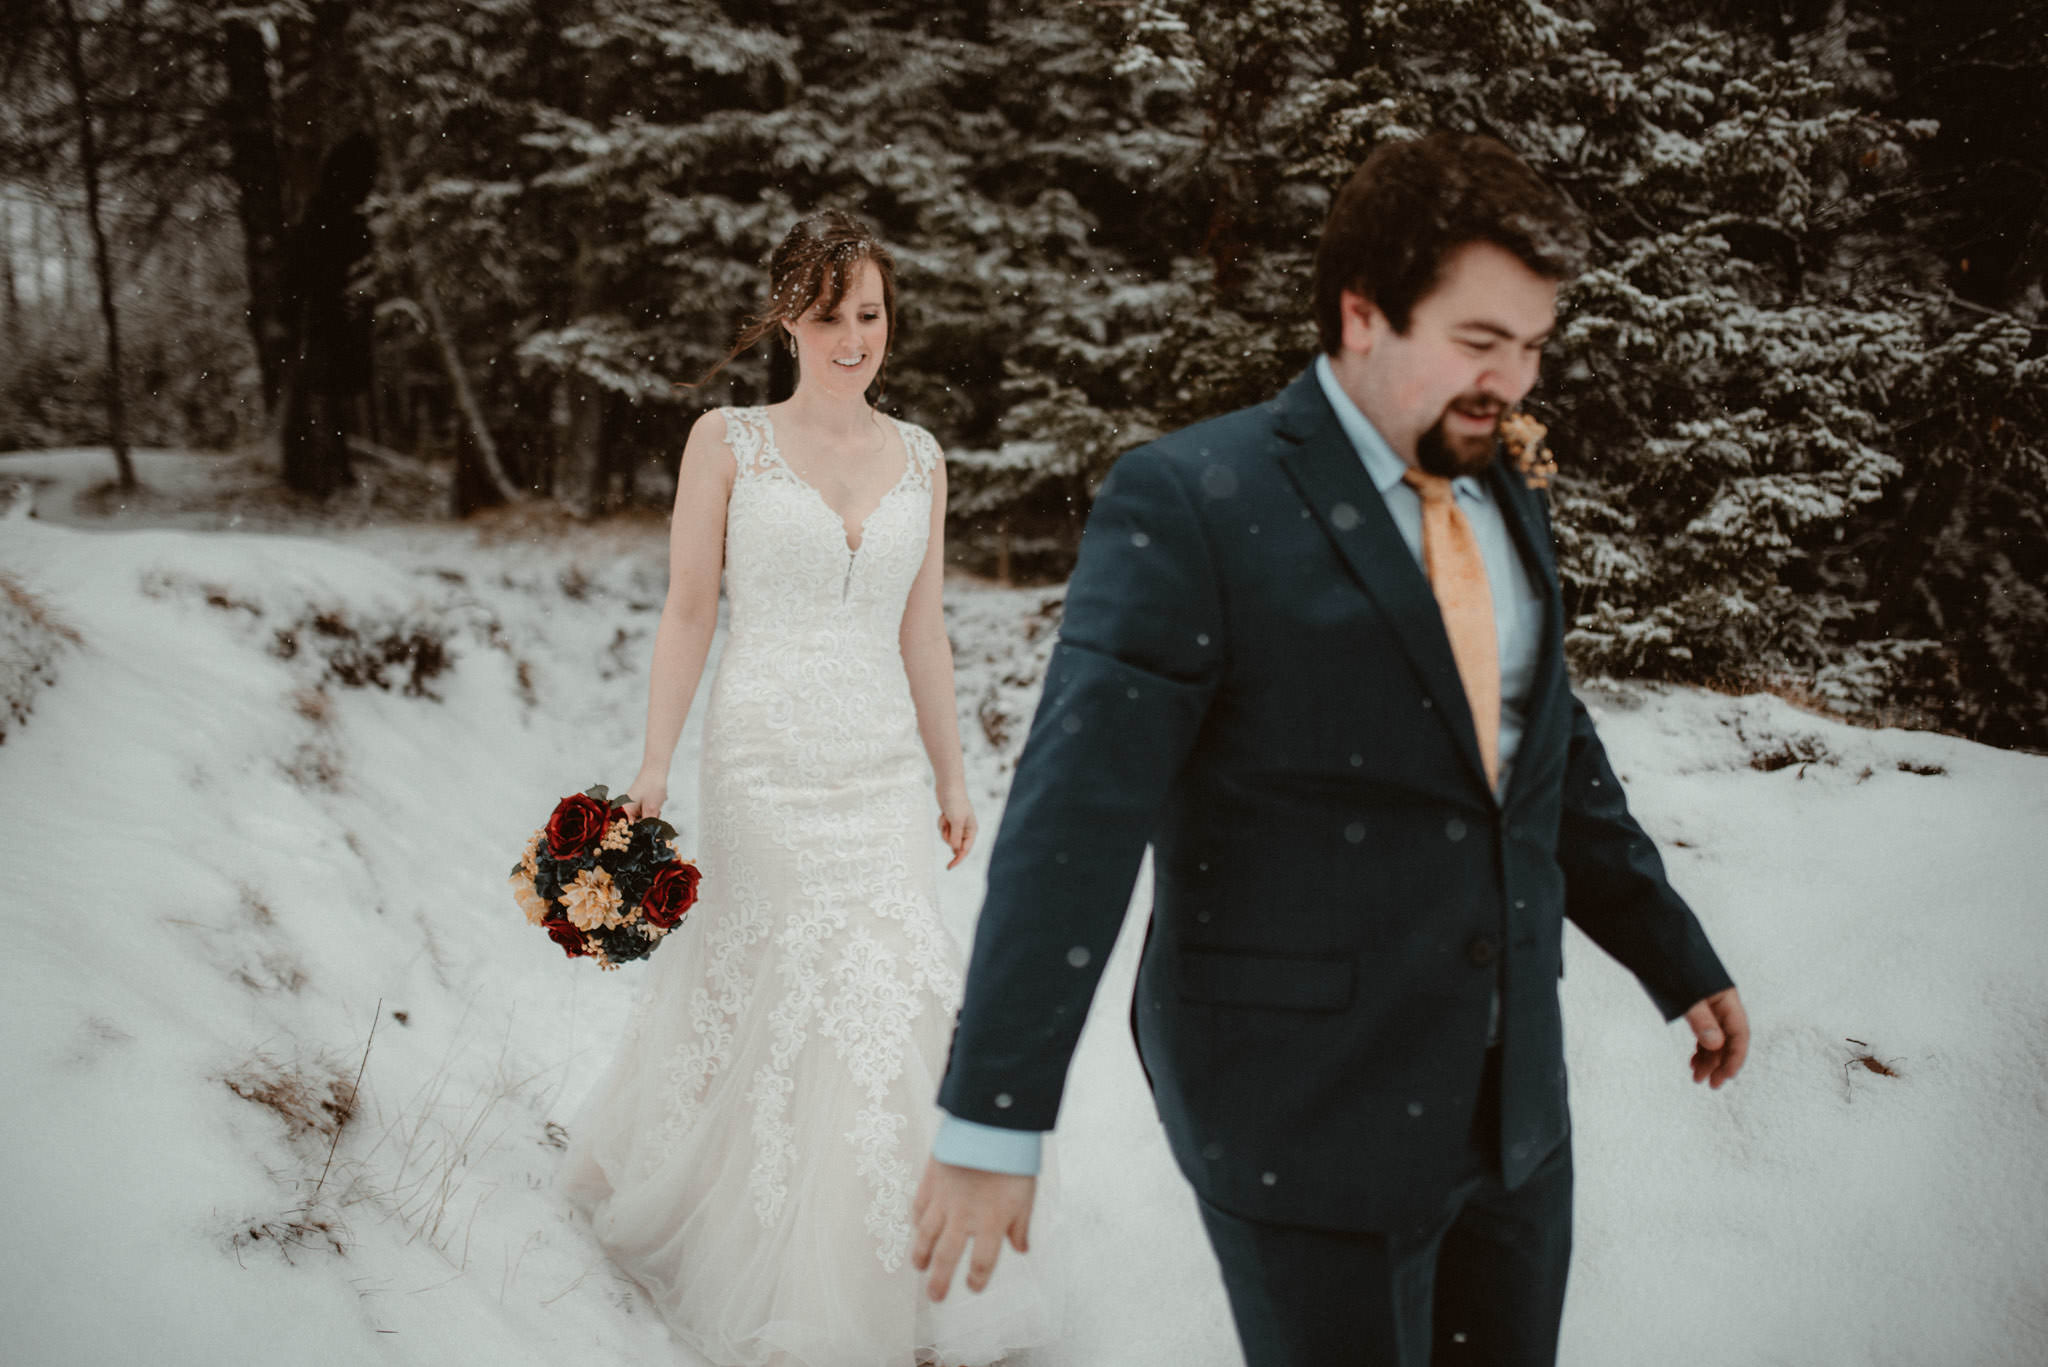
left=1499, top=411, right=1556, bottom=490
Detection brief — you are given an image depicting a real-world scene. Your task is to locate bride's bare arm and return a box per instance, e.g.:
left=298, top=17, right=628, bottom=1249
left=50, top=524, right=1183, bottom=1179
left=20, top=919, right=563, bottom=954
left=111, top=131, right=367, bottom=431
left=899, top=451, right=976, bottom=868
left=623, top=411, right=732, bottom=821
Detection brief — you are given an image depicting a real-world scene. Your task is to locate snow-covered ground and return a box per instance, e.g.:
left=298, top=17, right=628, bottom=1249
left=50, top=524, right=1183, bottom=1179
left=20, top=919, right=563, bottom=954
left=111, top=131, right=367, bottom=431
left=3, top=447, right=2045, bottom=1367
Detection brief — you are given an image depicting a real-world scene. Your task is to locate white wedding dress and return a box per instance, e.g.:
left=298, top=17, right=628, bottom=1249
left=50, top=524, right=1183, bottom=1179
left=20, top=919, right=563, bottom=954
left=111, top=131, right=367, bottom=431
left=560, top=407, right=1053, bottom=1367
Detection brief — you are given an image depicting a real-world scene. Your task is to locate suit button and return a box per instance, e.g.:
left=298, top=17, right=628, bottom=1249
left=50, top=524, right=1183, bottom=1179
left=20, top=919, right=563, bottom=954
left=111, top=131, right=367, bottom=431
left=1466, top=935, right=1500, bottom=966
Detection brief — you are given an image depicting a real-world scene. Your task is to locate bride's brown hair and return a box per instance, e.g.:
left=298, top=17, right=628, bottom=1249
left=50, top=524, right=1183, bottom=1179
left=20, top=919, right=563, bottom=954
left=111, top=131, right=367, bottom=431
left=684, top=209, right=898, bottom=396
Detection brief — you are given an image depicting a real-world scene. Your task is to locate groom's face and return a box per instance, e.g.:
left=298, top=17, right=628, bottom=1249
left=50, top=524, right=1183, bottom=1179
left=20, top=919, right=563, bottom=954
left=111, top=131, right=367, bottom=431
left=1335, top=241, right=1557, bottom=478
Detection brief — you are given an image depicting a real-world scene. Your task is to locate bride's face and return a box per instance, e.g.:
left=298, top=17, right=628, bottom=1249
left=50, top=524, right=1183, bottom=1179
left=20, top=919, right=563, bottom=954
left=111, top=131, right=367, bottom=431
left=784, top=258, right=889, bottom=399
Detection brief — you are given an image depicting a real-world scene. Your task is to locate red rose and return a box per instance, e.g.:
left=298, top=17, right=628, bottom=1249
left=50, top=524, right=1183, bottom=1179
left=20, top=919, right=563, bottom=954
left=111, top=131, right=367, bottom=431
left=543, top=914, right=588, bottom=958
left=545, top=793, right=610, bottom=858
left=640, top=861, right=701, bottom=930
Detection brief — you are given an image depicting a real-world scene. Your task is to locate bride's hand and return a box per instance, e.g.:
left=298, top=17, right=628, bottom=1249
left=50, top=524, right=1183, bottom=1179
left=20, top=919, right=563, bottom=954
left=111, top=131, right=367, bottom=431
left=938, top=787, right=976, bottom=870
left=621, top=772, right=667, bottom=823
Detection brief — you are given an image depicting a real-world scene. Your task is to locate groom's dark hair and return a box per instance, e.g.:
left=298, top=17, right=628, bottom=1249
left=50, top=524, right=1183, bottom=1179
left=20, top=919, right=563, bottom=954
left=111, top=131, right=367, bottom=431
left=1314, top=131, right=1588, bottom=351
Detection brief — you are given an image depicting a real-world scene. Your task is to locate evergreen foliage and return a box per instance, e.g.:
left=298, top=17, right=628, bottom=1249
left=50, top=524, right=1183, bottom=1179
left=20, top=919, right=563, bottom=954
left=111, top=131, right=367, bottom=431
left=0, top=1, right=262, bottom=455
left=1110, top=0, right=2047, bottom=748
left=0, top=0, right=2041, bottom=747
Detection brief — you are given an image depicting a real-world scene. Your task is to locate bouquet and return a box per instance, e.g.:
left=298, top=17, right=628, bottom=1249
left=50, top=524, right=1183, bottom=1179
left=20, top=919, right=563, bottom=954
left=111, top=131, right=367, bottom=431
left=510, top=784, right=701, bottom=970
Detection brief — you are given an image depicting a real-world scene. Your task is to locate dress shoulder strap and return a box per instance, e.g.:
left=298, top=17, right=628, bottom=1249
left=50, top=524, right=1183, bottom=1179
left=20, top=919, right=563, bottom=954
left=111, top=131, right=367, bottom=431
left=719, top=406, right=778, bottom=479
left=892, top=418, right=943, bottom=487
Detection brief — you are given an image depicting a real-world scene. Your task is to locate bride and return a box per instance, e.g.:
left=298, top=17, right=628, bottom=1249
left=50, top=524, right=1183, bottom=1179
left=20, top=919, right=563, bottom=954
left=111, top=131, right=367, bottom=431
left=557, top=210, right=1052, bottom=1367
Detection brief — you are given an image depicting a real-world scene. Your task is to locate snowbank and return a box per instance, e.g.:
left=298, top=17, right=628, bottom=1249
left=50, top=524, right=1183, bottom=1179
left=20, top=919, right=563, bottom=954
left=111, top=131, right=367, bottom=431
left=1, top=498, right=2043, bottom=1366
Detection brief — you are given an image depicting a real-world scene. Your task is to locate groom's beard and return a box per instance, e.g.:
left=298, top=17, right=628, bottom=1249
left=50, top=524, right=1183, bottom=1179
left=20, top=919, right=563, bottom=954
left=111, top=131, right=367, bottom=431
left=1415, top=395, right=1505, bottom=479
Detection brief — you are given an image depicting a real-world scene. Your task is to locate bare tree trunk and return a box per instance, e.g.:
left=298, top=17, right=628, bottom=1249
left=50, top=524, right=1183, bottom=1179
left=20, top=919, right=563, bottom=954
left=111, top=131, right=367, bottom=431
left=54, top=0, right=135, bottom=491
left=546, top=33, right=619, bottom=518
left=0, top=193, right=19, bottom=350
left=27, top=198, right=43, bottom=323
left=220, top=18, right=290, bottom=414
left=556, top=223, right=605, bottom=516
left=415, top=263, right=521, bottom=506
left=30, top=197, right=53, bottom=329
left=276, top=133, right=375, bottom=498
left=58, top=200, right=77, bottom=317
left=360, top=75, right=516, bottom=512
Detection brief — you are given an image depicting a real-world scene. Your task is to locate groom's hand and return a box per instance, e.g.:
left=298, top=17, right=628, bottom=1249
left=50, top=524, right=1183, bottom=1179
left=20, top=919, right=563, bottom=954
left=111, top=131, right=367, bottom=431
left=910, top=1158, right=1035, bottom=1301
left=1683, top=986, right=1750, bottom=1088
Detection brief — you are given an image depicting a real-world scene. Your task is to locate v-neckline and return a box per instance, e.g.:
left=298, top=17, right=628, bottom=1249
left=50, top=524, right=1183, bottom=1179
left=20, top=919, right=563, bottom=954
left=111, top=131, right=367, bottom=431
left=756, top=408, right=912, bottom=555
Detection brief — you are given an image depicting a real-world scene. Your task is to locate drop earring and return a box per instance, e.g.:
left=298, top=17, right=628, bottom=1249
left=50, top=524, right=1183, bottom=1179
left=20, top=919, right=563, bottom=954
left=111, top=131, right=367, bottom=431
left=781, top=331, right=796, bottom=357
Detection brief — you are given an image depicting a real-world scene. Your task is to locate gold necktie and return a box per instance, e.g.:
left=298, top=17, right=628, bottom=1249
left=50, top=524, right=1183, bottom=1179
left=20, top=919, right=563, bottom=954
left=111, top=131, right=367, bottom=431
left=1403, top=469, right=1500, bottom=792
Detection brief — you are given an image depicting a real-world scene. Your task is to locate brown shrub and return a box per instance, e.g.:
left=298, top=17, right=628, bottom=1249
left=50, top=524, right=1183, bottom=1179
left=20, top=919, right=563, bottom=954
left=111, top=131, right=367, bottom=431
left=221, top=1052, right=356, bottom=1142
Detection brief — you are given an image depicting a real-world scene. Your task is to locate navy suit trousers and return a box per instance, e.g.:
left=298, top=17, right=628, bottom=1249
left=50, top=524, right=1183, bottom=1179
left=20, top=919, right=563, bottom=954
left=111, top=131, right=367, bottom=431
left=1194, top=1047, right=1574, bottom=1367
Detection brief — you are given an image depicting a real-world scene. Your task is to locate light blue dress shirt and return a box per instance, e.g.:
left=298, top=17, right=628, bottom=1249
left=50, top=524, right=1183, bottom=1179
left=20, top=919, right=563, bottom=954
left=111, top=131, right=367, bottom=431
left=1311, top=354, right=1543, bottom=795
left=933, top=358, right=1545, bottom=1176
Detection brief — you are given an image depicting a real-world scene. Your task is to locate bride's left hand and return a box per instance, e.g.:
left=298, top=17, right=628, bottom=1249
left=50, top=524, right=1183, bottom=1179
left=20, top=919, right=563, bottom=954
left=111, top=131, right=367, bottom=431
left=938, top=787, right=977, bottom=870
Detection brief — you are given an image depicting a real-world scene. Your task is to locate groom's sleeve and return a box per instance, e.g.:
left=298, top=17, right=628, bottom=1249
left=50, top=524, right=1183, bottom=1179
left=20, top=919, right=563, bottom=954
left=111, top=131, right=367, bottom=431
left=1525, top=485, right=1733, bottom=1017
left=937, top=442, right=1224, bottom=1134
left=1556, top=692, right=1735, bottom=1018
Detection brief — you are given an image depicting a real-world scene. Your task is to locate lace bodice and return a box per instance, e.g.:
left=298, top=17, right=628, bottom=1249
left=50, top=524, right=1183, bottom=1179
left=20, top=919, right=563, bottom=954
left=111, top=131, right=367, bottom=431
left=718, top=406, right=941, bottom=639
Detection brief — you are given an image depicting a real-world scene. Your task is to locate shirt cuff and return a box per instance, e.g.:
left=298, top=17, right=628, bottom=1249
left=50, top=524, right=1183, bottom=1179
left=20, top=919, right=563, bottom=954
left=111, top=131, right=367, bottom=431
left=932, top=1110, right=1043, bottom=1176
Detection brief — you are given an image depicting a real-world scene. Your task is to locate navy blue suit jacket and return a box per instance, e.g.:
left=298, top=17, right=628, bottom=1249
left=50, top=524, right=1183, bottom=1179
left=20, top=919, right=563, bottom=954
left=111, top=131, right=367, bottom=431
left=938, top=368, right=1734, bottom=1232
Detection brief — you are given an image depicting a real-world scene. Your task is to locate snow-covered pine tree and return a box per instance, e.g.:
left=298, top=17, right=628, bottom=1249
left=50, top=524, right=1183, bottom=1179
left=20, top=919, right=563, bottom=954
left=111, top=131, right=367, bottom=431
left=933, top=0, right=1333, bottom=578
left=353, top=0, right=803, bottom=513
left=1848, top=0, right=2048, bottom=749
left=233, top=0, right=2038, bottom=741
left=1106, top=0, right=2047, bottom=745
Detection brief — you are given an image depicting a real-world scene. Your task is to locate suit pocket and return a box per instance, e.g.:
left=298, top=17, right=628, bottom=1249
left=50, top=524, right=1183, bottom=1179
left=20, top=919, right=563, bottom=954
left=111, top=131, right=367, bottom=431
left=1176, top=948, right=1355, bottom=1012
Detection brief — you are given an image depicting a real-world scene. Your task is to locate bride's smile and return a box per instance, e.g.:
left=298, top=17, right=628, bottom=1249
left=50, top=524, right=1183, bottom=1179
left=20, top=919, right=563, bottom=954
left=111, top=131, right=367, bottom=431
left=784, top=259, right=889, bottom=398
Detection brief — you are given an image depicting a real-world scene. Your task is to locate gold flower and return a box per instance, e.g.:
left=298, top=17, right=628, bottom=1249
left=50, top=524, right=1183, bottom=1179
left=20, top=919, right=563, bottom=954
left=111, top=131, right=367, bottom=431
left=520, top=831, right=542, bottom=879
left=599, top=817, right=632, bottom=853
left=1499, top=411, right=1557, bottom=490
left=561, top=866, right=625, bottom=931
left=509, top=869, right=550, bottom=926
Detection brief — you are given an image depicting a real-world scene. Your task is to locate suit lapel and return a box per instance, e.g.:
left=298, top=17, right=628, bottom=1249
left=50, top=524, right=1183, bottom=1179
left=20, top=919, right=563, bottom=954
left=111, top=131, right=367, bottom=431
left=1269, top=369, right=1493, bottom=795
left=1485, top=460, right=1568, bottom=804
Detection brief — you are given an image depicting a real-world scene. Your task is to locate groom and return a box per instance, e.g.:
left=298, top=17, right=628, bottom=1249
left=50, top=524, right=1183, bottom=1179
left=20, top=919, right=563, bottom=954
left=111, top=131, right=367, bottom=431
left=912, top=132, right=1748, bottom=1365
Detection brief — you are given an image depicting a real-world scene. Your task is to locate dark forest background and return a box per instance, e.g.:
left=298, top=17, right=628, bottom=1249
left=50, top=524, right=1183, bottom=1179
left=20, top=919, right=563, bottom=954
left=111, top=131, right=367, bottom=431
left=1, top=0, right=2043, bottom=749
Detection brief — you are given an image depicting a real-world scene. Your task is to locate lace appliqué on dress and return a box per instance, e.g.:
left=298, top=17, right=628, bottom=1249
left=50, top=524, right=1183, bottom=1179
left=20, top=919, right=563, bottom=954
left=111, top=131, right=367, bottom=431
left=558, top=403, right=1051, bottom=1365
left=636, top=407, right=956, bottom=1269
